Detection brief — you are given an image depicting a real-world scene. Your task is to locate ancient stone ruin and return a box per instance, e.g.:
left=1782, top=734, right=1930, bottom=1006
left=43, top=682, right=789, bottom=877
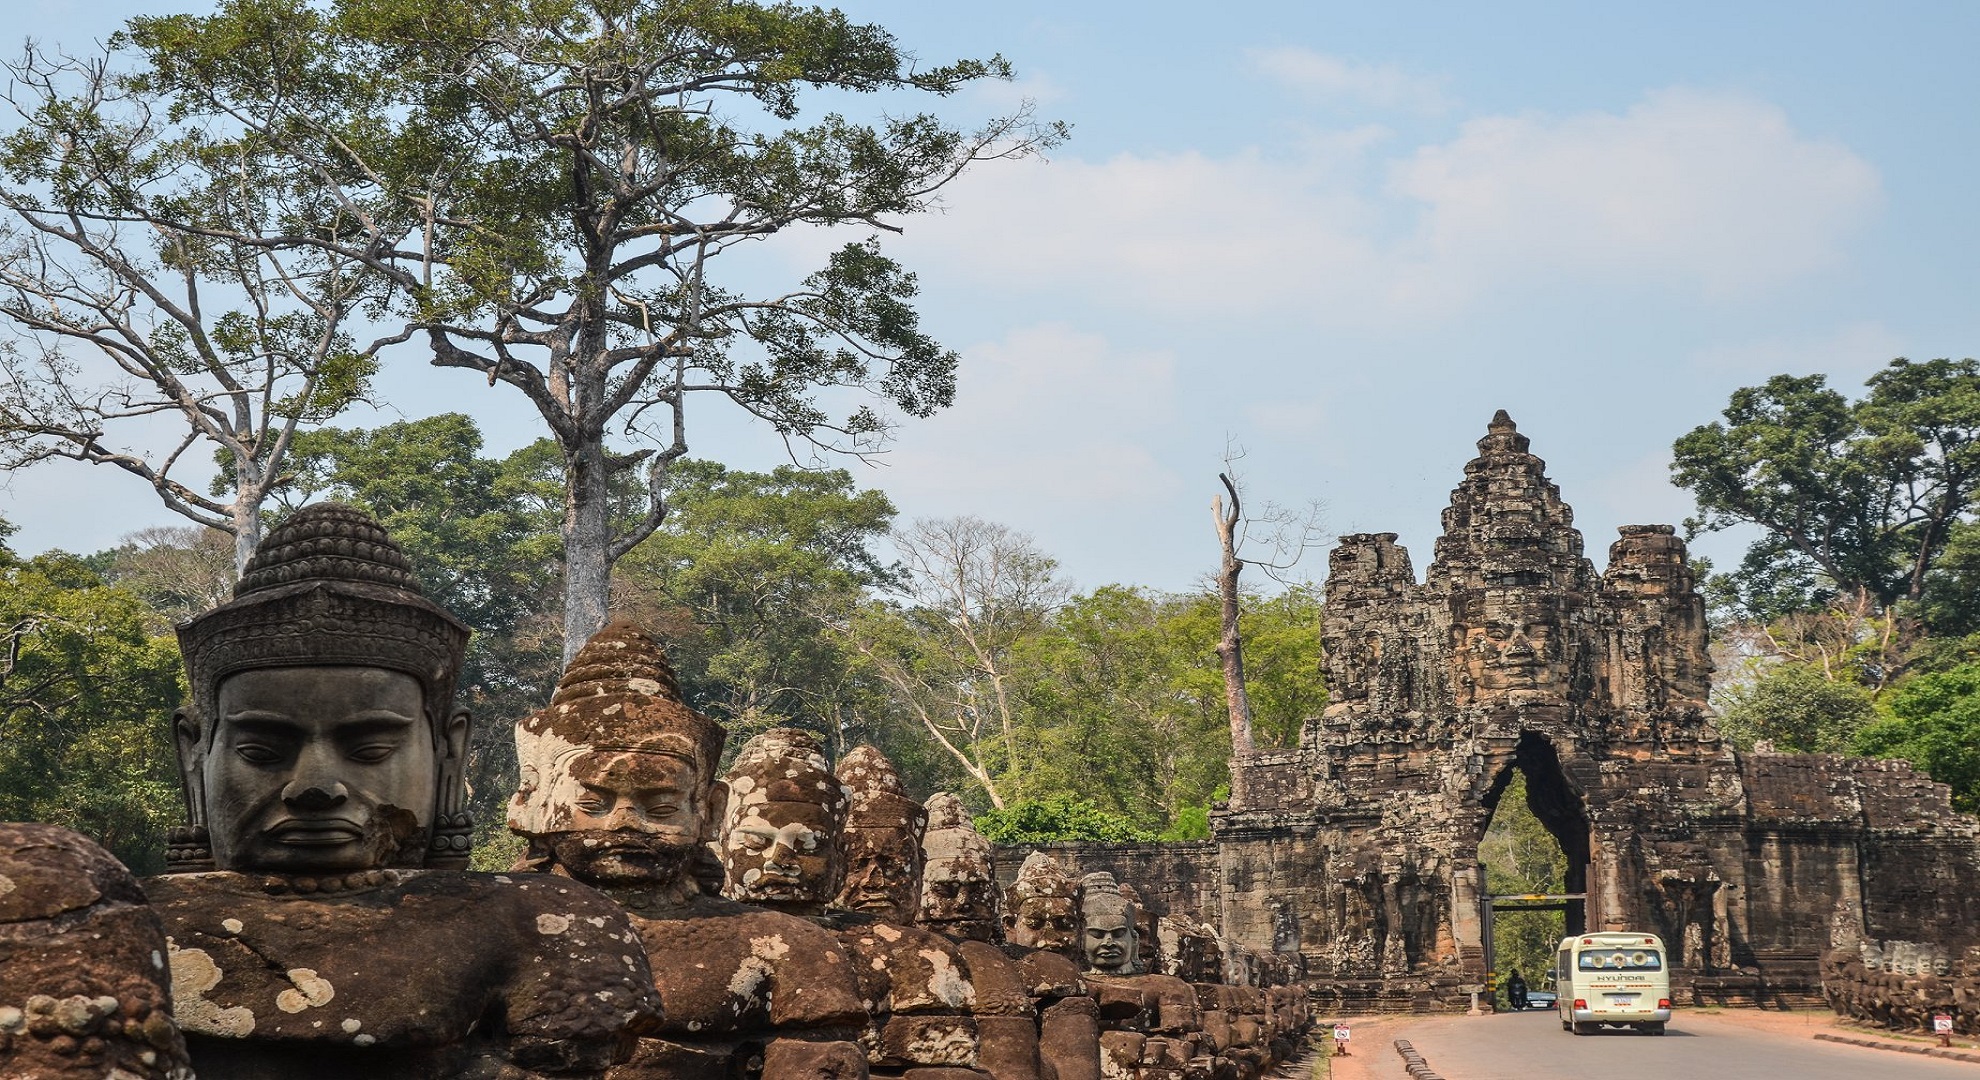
left=17, top=410, right=1980, bottom=1078
left=147, top=504, right=664, bottom=1078
left=1017, top=412, right=1980, bottom=1013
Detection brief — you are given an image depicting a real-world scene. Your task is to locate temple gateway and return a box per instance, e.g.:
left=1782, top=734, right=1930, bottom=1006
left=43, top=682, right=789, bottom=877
left=1005, top=411, right=1980, bottom=1011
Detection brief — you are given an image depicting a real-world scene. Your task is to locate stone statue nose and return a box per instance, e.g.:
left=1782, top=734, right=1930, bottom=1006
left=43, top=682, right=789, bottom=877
left=283, top=780, right=350, bottom=811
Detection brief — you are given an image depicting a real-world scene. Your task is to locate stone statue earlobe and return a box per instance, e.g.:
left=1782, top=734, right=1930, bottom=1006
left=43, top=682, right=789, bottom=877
left=702, top=779, right=731, bottom=845
left=171, top=706, right=206, bottom=829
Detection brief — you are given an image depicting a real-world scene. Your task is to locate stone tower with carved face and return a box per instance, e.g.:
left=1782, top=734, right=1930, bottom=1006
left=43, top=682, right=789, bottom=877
left=1202, top=412, right=1980, bottom=1011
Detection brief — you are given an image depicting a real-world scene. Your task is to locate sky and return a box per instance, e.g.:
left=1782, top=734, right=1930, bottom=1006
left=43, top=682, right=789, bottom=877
left=5, top=0, right=1979, bottom=596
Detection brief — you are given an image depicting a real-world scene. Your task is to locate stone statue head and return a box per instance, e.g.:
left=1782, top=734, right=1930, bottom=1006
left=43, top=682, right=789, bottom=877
left=1452, top=588, right=1566, bottom=704
left=1005, top=852, right=1081, bottom=956
left=1080, top=871, right=1140, bottom=975
left=172, top=503, right=471, bottom=873
left=718, top=727, right=847, bottom=913
left=509, top=619, right=728, bottom=894
left=831, top=745, right=925, bottom=922
left=916, top=792, right=999, bottom=941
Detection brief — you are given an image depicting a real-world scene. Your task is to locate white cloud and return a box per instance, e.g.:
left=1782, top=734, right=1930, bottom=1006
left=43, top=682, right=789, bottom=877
left=876, top=322, right=1180, bottom=510
left=1390, top=88, right=1882, bottom=300
left=901, top=86, right=1881, bottom=322
left=1248, top=47, right=1453, bottom=114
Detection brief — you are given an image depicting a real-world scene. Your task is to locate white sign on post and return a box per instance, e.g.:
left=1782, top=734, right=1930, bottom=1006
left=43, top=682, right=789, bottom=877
left=1936, top=1015, right=1954, bottom=1033
left=1333, top=1026, right=1351, bottom=1043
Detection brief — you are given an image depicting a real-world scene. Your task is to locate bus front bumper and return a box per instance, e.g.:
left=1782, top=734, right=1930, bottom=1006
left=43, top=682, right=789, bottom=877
left=1570, top=1006, right=1671, bottom=1023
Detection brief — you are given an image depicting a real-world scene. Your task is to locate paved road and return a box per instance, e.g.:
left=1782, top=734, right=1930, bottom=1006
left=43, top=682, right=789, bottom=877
left=1362, top=1008, right=1977, bottom=1080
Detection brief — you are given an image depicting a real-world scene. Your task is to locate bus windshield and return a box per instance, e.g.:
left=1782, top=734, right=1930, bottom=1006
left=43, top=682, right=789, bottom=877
left=1578, top=948, right=1662, bottom=972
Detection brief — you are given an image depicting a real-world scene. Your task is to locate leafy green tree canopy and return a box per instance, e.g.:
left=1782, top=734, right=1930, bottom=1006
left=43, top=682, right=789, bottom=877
left=1855, top=663, right=1980, bottom=814
left=1714, top=661, right=1876, bottom=754
left=973, top=795, right=1157, bottom=846
left=0, top=536, right=184, bottom=871
left=1673, top=358, right=1980, bottom=620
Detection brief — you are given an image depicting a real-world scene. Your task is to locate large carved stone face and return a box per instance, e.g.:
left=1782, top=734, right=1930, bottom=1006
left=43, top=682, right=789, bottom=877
left=200, top=666, right=434, bottom=872
left=1008, top=894, right=1080, bottom=952
left=544, top=751, right=711, bottom=887
left=1457, top=593, right=1563, bottom=700
left=1084, top=910, right=1137, bottom=975
left=722, top=800, right=839, bottom=906
left=836, top=820, right=922, bottom=921
left=920, top=871, right=999, bottom=934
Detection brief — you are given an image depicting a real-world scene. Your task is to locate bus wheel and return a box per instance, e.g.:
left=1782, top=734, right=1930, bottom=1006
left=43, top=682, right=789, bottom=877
left=1572, top=1022, right=1593, bottom=1035
left=1643, top=1022, right=1666, bottom=1036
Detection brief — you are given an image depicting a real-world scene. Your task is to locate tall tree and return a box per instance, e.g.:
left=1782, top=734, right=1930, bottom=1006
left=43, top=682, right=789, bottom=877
left=118, top=0, right=1062, bottom=658
left=1210, top=466, right=1322, bottom=756
left=1213, top=474, right=1255, bottom=754
left=1673, top=358, right=1980, bottom=618
left=835, top=516, right=1066, bottom=808
left=0, top=42, right=382, bottom=569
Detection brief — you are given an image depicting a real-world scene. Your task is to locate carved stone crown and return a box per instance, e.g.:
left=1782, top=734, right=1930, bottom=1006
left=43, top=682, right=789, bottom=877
left=1010, top=851, right=1077, bottom=904
left=1080, top=871, right=1135, bottom=921
left=509, top=618, right=726, bottom=836
left=725, top=728, right=847, bottom=816
left=838, top=745, right=924, bottom=829
left=177, top=502, right=470, bottom=733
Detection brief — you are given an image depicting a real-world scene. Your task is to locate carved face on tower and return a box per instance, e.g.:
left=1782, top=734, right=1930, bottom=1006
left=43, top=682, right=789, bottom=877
left=1454, top=589, right=1565, bottom=703
left=1080, top=872, right=1141, bottom=976
left=173, top=503, right=471, bottom=873
left=832, top=745, right=925, bottom=922
left=509, top=619, right=727, bottom=893
left=1006, top=851, right=1081, bottom=955
left=917, top=792, right=999, bottom=941
left=719, top=728, right=847, bottom=912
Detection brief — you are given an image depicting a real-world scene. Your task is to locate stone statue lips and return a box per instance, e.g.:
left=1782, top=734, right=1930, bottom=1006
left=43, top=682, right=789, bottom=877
left=263, top=817, right=366, bottom=846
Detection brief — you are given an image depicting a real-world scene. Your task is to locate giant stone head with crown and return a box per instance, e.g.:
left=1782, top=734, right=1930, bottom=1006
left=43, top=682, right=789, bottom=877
left=170, top=503, right=472, bottom=873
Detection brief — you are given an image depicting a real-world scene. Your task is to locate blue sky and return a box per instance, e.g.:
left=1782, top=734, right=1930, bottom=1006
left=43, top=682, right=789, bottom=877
left=7, top=1, right=1978, bottom=594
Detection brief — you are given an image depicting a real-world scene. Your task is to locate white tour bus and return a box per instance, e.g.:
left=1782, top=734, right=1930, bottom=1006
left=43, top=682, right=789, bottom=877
left=1555, top=932, right=1673, bottom=1035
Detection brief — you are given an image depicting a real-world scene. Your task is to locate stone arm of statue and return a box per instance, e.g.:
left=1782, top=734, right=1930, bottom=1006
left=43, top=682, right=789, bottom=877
left=494, top=883, right=665, bottom=1077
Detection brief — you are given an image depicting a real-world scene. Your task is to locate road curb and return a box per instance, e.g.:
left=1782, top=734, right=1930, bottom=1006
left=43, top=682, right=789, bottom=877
left=1814, top=1031, right=1980, bottom=1063
left=1393, top=1038, right=1446, bottom=1080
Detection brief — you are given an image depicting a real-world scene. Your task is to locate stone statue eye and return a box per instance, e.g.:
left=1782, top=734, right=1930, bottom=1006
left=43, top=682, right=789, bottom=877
left=739, top=832, right=771, bottom=851
left=646, top=803, right=678, bottom=818
left=235, top=743, right=285, bottom=766
left=348, top=744, right=397, bottom=764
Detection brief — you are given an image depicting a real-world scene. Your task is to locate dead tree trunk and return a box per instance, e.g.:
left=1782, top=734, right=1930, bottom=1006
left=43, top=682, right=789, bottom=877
left=1214, top=472, right=1256, bottom=755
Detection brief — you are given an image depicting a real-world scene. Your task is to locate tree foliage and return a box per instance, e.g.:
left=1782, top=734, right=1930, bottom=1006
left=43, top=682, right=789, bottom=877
left=111, top=0, right=1062, bottom=657
left=0, top=535, right=184, bottom=871
left=613, top=458, right=897, bottom=755
left=0, top=36, right=384, bottom=568
left=973, top=795, right=1156, bottom=846
left=1673, top=358, right=1980, bottom=621
left=1854, top=663, right=1980, bottom=814
left=1713, top=660, right=1877, bottom=754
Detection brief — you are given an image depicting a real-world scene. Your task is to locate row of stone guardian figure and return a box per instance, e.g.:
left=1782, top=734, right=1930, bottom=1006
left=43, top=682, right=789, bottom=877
left=1, top=503, right=1308, bottom=1079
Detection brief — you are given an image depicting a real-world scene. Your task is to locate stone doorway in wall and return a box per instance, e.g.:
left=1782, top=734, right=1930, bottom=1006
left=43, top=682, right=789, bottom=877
left=1477, top=731, right=1590, bottom=997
